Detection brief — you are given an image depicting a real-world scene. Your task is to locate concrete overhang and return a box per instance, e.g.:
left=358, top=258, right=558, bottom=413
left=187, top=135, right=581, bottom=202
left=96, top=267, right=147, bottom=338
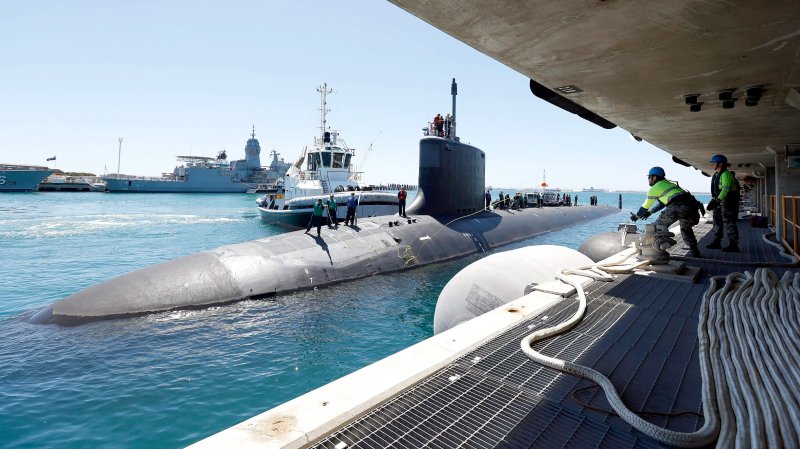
left=389, top=0, right=800, bottom=171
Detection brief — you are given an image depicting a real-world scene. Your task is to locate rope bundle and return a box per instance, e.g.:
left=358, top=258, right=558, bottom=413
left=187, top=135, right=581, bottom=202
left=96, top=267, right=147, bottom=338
left=521, top=260, right=800, bottom=447
left=706, top=269, right=800, bottom=448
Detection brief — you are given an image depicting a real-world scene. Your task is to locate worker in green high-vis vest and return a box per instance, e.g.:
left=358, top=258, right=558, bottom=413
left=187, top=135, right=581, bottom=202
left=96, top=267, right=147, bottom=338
left=706, top=154, right=740, bottom=252
left=630, top=167, right=703, bottom=258
left=326, top=194, right=338, bottom=229
left=305, top=198, right=325, bottom=237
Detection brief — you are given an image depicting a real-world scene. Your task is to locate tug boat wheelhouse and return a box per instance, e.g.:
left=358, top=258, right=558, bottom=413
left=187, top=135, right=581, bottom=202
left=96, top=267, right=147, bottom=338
left=257, top=83, right=399, bottom=228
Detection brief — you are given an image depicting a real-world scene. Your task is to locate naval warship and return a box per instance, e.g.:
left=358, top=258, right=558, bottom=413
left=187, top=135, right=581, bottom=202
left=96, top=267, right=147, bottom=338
left=0, top=164, right=54, bottom=192
left=104, top=129, right=290, bottom=193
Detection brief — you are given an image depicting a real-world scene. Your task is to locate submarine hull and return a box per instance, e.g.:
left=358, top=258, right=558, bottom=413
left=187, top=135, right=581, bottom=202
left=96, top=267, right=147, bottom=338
left=31, top=206, right=618, bottom=325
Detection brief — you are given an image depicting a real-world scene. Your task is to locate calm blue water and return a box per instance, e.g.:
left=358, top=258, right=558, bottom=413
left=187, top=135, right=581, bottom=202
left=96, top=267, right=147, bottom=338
left=0, top=191, right=705, bottom=448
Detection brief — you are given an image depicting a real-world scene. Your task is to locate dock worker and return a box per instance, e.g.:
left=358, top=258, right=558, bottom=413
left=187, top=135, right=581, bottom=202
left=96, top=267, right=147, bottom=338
left=327, top=194, right=338, bottom=229
left=345, top=192, right=358, bottom=226
left=630, top=167, right=702, bottom=258
left=398, top=187, right=408, bottom=217
left=706, top=154, right=740, bottom=252
left=305, top=198, right=325, bottom=236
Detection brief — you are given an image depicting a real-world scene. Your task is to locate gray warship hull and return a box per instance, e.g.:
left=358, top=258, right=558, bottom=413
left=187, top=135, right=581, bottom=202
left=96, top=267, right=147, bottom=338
left=0, top=166, right=53, bottom=192
left=105, top=169, right=255, bottom=193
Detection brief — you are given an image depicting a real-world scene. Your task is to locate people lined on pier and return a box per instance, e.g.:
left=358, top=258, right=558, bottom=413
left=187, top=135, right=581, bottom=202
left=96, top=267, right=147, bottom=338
left=706, top=154, right=740, bottom=252
left=630, top=166, right=703, bottom=258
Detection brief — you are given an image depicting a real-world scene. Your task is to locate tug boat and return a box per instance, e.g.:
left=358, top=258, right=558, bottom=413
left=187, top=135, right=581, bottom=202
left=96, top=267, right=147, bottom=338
left=257, top=83, right=398, bottom=228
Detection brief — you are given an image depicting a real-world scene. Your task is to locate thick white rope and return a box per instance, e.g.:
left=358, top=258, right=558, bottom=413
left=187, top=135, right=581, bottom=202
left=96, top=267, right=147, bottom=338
left=520, top=256, right=720, bottom=447
left=711, top=269, right=800, bottom=447
left=521, top=259, right=800, bottom=448
left=761, top=232, right=800, bottom=264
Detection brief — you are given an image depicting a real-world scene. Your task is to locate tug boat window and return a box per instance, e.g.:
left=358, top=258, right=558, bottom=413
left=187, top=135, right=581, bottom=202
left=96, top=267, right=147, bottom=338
left=332, top=153, right=344, bottom=168
left=344, top=154, right=352, bottom=168
left=307, top=153, right=320, bottom=172
left=321, top=152, right=332, bottom=167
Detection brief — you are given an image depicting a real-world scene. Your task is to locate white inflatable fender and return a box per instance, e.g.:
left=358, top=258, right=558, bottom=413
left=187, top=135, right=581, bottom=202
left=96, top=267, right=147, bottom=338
left=433, top=245, right=592, bottom=334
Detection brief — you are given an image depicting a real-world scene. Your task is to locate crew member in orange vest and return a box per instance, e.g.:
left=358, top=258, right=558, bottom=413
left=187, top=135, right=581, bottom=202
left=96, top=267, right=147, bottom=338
left=433, top=114, right=443, bottom=137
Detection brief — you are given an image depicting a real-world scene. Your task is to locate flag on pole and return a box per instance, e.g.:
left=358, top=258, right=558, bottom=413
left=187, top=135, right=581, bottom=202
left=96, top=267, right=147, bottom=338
left=46, top=156, right=56, bottom=161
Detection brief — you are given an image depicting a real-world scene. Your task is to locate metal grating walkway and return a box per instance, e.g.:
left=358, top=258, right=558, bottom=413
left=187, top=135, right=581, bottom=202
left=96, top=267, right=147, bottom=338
left=309, top=218, right=794, bottom=449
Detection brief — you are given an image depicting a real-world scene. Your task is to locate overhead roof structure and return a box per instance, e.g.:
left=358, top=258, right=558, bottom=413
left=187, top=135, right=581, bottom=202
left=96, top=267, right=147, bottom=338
left=389, top=1, right=800, bottom=174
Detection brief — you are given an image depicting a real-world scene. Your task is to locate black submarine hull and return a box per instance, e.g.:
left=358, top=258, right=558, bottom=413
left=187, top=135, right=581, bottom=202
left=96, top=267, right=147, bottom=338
left=30, top=206, right=618, bottom=325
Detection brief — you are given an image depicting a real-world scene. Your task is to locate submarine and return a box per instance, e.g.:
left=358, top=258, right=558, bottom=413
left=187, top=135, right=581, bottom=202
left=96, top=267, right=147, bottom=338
left=30, top=80, right=618, bottom=325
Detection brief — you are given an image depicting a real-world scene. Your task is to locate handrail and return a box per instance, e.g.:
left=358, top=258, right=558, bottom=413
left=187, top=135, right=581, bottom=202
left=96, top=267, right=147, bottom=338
left=768, top=195, right=799, bottom=254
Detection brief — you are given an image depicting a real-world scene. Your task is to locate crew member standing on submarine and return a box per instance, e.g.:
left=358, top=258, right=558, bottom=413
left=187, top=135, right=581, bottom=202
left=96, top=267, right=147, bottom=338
left=398, top=186, right=408, bottom=218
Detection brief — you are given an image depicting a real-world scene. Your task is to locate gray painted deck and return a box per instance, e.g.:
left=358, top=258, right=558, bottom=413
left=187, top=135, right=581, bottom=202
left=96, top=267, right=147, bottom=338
left=308, top=218, right=796, bottom=448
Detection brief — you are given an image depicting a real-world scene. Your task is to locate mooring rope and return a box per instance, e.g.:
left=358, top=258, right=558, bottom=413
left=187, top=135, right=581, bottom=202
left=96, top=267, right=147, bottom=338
left=520, top=256, right=720, bottom=447
left=395, top=199, right=516, bottom=267
left=521, top=256, right=800, bottom=447
left=708, top=269, right=800, bottom=448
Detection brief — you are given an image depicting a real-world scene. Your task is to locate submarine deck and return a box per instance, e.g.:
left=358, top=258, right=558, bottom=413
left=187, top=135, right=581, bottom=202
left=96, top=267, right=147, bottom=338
left=189, top=217, right=797, bottom=449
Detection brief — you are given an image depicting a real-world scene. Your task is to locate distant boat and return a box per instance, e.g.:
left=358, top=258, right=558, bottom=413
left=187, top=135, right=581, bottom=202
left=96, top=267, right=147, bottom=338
left=103, top=130, right=291, bottom=193
left=0, top=164, right=53, bottom=192
left=582, top=187, right=608, bottom=192
left=537, top=169, right=561, bottom=193
left=257, top=83, right=398, bottom=228
left=246, top=181, right=282, bottom=194
left=37, top=175, right=105, bottom=192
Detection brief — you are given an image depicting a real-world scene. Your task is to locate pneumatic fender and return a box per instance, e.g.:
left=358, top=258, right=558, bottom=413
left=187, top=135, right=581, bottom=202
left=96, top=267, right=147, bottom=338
left=433, top=245, right=592, bottom=334
left=578, top=231, right=641, bottom=263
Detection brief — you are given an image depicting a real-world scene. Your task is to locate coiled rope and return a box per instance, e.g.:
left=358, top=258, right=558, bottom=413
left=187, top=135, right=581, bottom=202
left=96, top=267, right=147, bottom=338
left=521, top=255, right=800, bottom=447
left=707, top=269, right=800, bottom=448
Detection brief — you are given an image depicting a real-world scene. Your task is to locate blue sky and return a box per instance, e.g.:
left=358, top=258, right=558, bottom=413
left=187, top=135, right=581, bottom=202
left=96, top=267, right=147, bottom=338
left=1, top=0, right=711, bottom=192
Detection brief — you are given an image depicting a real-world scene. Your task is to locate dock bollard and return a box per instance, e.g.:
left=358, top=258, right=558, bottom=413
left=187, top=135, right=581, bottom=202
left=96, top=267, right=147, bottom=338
left=618, top=194, right=622, bottom=209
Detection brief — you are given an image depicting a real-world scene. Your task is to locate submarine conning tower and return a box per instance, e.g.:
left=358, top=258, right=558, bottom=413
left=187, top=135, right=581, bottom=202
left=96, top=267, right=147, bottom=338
left=406, top=79, right=486, bottom=217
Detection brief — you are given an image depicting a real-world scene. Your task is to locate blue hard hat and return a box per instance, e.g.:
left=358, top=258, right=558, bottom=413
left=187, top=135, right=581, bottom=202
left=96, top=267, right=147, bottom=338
left=709, top=154, right=727, bottom=164
left=647, top=166, right=665, bottom=177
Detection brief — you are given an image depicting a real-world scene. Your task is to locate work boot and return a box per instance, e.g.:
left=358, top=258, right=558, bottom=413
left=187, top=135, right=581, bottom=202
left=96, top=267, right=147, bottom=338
left=722, top=242, right=739, bottom=252
left=705, top=240, right=722, bottom=249
left=688, top=245, right=702, bottom=258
